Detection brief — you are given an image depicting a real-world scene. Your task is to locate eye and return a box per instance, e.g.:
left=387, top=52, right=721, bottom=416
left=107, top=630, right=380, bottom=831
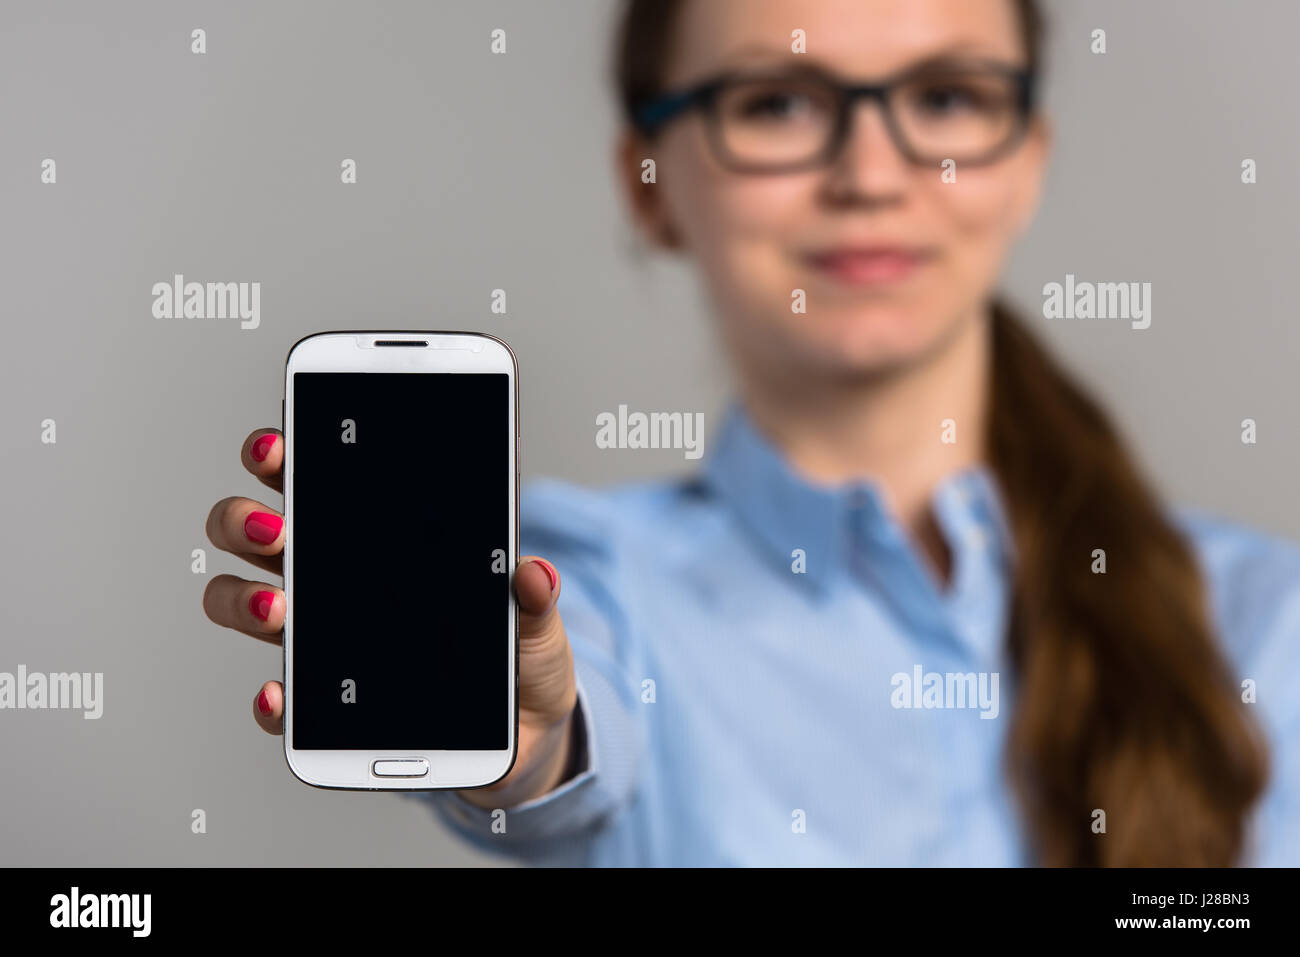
left=917, top=84, right=979, bottom=113
left=908, top=77, right=1009, bottom=117
left=738, top=90, right=816, bottom=120
left=722, top=78, right=834, bottom=125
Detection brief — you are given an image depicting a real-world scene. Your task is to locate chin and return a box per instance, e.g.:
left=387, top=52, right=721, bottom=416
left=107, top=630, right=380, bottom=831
left=795, top=305, right=943, bottom=372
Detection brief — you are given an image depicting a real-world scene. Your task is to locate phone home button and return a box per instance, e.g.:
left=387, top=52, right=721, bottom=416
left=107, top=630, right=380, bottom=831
left=372, top=758, right=430, bottom=778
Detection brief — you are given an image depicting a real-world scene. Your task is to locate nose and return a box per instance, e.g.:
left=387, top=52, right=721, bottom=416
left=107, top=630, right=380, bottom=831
left=824, top=95, right=911, bottom=196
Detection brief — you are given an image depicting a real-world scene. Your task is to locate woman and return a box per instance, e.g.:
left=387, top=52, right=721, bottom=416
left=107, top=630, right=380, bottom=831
left=202, top=0, right=1300, bottom=865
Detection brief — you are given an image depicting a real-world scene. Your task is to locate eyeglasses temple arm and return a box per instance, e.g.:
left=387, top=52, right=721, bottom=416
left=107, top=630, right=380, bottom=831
left=633, top=83, right=715, bottom=135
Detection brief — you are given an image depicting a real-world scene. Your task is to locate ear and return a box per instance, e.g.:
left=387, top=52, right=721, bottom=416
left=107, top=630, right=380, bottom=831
left=1008, top=114, right=1052, bottom=237
left=614, top=126, right=683, bottom=251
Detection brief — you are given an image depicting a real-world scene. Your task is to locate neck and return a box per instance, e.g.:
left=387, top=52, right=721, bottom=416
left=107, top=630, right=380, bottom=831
left=733, top=304, right=992, bottom=578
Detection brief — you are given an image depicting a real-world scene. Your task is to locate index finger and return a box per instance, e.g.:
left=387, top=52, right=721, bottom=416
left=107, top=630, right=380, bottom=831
left=241, top=428, right=283, bottom=493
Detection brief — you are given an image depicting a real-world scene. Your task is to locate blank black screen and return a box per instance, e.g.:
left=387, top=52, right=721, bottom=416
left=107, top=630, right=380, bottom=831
left=290, top=372, right=510, bottom=751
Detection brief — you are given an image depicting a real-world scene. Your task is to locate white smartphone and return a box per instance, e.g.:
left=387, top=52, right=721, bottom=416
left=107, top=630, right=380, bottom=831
left=281, top=331, right=518, bottom=790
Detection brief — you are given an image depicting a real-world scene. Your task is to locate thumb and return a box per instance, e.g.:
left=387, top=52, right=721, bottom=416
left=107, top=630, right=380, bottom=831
left=516, top=555, right=563, bottom=643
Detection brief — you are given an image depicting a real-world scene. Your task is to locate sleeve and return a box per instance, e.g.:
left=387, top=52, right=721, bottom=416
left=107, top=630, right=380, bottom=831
left=1231, top=547, right=1300, bottom=867
left=399, top=477, right=647, bottom=861
left=1185, top=511, right=1300, bottom=866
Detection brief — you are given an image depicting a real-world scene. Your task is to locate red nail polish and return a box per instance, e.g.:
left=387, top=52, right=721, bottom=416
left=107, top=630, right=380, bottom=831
left=256, top=690, right=272, bottom=715
left=535, top=559, right=557, bottom=592
left=244, top=511, right=283, bottom=545
left=249, top=590, right=275, bottom=621
left=251, top=433, right=277, bottom=462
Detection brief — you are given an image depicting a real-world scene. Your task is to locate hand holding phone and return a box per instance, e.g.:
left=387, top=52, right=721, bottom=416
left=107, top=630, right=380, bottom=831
left=201, top=332, right=580, bottom=799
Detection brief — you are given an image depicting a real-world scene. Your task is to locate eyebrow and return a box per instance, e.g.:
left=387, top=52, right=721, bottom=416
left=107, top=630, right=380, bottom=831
left=714, top=41, right=1021, bottom=75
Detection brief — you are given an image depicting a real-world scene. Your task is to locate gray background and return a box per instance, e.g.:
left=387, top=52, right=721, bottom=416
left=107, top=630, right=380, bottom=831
left=1, top=0, right=1295, bottom=865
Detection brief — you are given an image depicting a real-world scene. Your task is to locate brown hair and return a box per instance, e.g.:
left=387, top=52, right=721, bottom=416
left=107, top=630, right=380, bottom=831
left=613, top=0, right=1268, bottom=866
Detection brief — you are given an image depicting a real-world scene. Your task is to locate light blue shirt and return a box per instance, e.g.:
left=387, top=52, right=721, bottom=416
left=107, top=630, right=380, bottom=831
left=405, top=400, right=1300, bottom=865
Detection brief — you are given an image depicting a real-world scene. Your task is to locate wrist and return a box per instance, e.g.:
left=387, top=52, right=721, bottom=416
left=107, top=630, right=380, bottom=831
left=455, top=707, right=576, bottom=809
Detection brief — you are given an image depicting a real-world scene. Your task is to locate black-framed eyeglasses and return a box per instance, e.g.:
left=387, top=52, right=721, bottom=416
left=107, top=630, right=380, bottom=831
left=632, top=59, right=1037, bottom=173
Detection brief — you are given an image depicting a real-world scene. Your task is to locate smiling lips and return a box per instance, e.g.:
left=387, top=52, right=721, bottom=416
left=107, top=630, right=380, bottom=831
left=803, top=246, right=937, bottom=284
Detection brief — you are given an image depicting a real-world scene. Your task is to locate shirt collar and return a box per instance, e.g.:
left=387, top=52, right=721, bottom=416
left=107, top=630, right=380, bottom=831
left=700, top=399, right=1017, bottom=592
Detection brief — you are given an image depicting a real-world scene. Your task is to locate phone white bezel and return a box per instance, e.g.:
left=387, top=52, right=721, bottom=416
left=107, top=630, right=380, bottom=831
left=282, top=331, right=518, bottom=791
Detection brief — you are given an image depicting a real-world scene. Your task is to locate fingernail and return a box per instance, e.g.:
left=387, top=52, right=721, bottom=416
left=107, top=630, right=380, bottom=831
left=249, top=590, right=275, bottom=622
left=256, top=690, right=272, bottom=715
left=534, top=558, right=557, bottom=592
left=250, top=433, right=277, bottom=462
left=244, top=511, right=283, bottom=545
